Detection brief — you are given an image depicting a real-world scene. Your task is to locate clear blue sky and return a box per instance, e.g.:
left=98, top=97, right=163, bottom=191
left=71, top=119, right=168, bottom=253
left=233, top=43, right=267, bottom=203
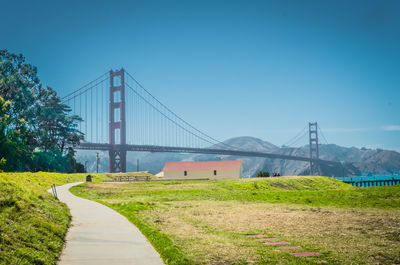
left=2, top=0, right=400, bottom=151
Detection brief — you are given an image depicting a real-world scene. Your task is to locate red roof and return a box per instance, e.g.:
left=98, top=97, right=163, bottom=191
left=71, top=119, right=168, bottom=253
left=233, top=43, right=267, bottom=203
left=163, top=160, right=242, bottom=171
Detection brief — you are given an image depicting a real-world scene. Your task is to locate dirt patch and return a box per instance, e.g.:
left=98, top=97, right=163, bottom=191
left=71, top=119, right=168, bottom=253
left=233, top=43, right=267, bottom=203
left=140, top=201, right=400, bottom=264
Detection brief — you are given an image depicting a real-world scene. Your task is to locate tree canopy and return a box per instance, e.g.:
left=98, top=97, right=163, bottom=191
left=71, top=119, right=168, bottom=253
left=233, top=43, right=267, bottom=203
left=256, top=170, right=270, bottom=178
left=0, top=50, right=84, bottom=172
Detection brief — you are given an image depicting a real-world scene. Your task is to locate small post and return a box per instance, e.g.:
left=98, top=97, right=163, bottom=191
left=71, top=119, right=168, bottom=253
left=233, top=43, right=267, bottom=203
left=51, top=184, right=58, bottom=199
left=86, top=174, right=92, bottom=182
left=341, top=162, right=345, bottom=178
left=137, top=159, right=139, bottom=172
left=96, top=152, right=100, bottom=173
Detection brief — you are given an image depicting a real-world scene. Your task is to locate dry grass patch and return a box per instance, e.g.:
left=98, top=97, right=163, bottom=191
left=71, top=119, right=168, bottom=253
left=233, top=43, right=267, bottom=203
left=139, top=200, right=400, bottom=264
left=140, top=208, right=257, bottom=264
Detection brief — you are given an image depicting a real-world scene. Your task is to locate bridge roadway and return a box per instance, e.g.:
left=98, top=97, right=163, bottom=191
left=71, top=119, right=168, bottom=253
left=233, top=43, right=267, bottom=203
left=77, top=143, right=339, bottom=167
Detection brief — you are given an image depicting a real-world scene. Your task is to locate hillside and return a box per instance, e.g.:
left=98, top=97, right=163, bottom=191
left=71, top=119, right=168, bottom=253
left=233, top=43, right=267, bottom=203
left=0, top=172, right=107, bottom=265
left=76, top=137, right=400, bottom=177
left=302, top=144, right=400, bottom=175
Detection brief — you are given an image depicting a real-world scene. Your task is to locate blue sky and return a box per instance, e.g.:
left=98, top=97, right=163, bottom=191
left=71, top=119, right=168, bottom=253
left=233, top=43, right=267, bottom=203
left=2, top=0, right=400, bottom=151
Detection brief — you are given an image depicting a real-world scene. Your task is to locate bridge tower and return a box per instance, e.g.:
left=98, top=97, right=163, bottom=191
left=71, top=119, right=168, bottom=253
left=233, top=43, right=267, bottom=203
left=309, top=122, right=319, bottom=176
left=109, top=69, right=127, bottom=173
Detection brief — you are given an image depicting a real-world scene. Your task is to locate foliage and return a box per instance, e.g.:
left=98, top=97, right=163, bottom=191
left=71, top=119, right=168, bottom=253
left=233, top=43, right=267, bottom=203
left=0, top=50, right=39, bottom=123
left=256, top=170, right=270, bottom=177
left=0, top=96, right=31, bottom=171
left=32, top=86, right=83, bottom=153
left=0, top=49, right=83, bottom=172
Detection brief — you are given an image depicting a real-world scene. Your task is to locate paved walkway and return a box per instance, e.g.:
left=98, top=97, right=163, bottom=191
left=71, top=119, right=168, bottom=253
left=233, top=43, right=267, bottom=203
left=50, top=182, right=164, bottom=265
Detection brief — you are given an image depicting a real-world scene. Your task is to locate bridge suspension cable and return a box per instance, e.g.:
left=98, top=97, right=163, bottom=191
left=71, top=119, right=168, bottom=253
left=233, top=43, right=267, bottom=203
left=125, top=82, right=219, bottom=147
left=124, top=70, right=238, bottom=150
left=62, top=73, right=109, bottom=144
left=317, top=124, right=329, bottom=145
left=282, top=125, right=308, bottom=147
left=61, top=71, right=108, bottom=102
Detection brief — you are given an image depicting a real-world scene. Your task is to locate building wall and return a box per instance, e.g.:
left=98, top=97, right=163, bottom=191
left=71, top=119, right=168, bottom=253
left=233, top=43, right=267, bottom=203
left=164, top=168, right=242, bottom=180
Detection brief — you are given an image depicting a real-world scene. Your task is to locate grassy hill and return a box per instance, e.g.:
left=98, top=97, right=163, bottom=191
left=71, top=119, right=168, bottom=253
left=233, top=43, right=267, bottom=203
left=0, top=172, right=107, bottom=265
left=104, top=171, right=159, bottom=181
left=71, top=176, right=400, bottom=264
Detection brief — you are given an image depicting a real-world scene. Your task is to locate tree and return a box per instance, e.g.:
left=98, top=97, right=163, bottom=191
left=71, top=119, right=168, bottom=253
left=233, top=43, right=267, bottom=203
left=64, top=148, right=86, bottom=173
left=0, top=96, right=31, bottom=171
left=256, top=170, right=270, bottom=178
left=0, top=50, right=40, bottom=125
left=34, top=86, right=83, bottom=153
left=0, top=49, right=84, bottom=172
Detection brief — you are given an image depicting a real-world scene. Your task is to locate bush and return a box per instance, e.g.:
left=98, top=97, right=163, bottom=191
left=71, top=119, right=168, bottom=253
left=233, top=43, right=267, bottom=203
left=256, top=170, right=270, bottom=177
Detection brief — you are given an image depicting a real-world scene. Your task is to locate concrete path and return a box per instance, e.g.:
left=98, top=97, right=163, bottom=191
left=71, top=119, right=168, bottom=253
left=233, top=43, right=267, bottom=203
left=50, top=182, right=164, bottom=265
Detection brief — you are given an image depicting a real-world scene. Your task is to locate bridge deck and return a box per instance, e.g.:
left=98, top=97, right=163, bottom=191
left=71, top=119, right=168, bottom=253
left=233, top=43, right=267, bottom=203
left=76, top=143, right=339, bottom=166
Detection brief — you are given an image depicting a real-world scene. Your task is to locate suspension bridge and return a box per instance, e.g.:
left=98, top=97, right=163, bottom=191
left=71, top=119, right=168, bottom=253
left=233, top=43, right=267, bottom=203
left=62, top=68, right=339, bottom=174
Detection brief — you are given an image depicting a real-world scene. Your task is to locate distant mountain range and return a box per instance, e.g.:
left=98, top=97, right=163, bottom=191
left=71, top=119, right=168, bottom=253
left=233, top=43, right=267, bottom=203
left=76, top=136, right=400, bottom=177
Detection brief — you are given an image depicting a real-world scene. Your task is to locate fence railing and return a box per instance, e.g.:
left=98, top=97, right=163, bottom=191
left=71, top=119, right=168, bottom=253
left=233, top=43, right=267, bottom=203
left=343, top=179, right=400, bottom=187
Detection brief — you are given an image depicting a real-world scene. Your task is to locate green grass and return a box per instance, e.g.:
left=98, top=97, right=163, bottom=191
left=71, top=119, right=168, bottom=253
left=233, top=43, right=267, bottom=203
left=71, top=176, right=400, bottom=264
left=107, top=201, right=191, bottom=265
left=73, top=176, right=399, bottom=209
left=0, top=172, right=109, bottom=265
